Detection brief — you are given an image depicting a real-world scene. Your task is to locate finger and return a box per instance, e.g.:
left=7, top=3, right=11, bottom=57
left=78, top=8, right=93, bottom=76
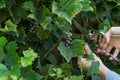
left=105, top=32, right=111, bottom=43
left=109, top=49, right=119, bottom=60
left=97, top=48, right=103, bottom=53
left=84, top=44, right=91, bottom=54
left=106, top=45, right=113, bottom=52
left=97, top=48, right=109, bottom=55
left=103, top=43, right=109, bottom=49
left=97, top=48, right=105, bottom=54
left=113, top=49, right=119, bottom=58
left=100, top=37, right=106, bottom=47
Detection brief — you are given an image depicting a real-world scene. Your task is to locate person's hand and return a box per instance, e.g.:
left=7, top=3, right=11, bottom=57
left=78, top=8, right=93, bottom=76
left=78, top=44, right=103, bottom=70
left=77, top=44, right=110, bottom=80
left=97, top=27, right=120, bottom=60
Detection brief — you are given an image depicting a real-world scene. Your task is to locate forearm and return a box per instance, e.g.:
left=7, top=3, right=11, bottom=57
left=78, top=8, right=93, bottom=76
left=99, top=63, right=111, bottom=80
left=98, top=63, right=120, bottom=80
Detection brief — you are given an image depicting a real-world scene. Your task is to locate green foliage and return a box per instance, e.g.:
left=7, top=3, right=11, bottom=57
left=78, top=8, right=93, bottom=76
left=0, top=63, right=9, bottom=77
left=0, top=0, right=120, bottom=80
left=87, top=61, right=100, bottom=75
left=21, top=48, right=38, bottom=67
left=64, top=75, right=83, bottom=80
left=58, top=39, right=85, bottom=62
left=52, top=0, right=93, bottom=24
left=0, top=37, right=7, bottom=61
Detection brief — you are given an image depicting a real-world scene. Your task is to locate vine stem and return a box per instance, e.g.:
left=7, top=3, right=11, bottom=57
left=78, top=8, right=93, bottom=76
left=79, top=59, right=84, bottom=80
left=41, top=41, right=60, bottom=61
left=7, top=7, right=15, bottom=23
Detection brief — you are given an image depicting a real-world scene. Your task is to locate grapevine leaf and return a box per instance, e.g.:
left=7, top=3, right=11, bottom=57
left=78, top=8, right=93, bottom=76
left=12, top=6, right=22, bottom=24
left=0, top=63, right=9, bottom=76
left=87, top=52, right=94, bottom=60
left=0, top=10, right=7, bottom=23
left=64, top=75, right=83, bottom=80
left=5, top=20, right=17, bottom=33
left=6, top=41, right=20, bottom=65
left=0, top=36, right=7, bottom=61
left=48, top=54, right=57, bottom=65
left=58, top=42, right=73, bottom=62
left=81, top=0, right=93, bottom=11
left=39, top=6, right=52, bottom=29
left=58, top=39, right=85, bottom=62
left=71, top=39, right=85, bottom=56
left=52, top=0, right=83, bottom=24
left=60, top=63, right=72, bottom=76
left=49, top=68, right=63, bottom=78
left=22, top=1, right=36, bottom=13
left=21, top=67, right=43, bottom=80
left=36, top=27, right=50, bottom=40
left=87, top=61, right=100, bottom=75
left=10, top=66, right=20, bottom=77
left=21, top=48, right=38, bottom=67
left=99, top=19, right=110, bottom=33
left=0, top=1, right=6, bottom=9
left=5, top=0, right=15, bottom=8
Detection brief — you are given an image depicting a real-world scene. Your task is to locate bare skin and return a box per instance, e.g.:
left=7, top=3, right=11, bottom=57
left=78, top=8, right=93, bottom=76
left=78, top=44, right=110, bottom=80
left=77, top=27, right=120, bottom=79
left=97, top=27, right=120, bottom=60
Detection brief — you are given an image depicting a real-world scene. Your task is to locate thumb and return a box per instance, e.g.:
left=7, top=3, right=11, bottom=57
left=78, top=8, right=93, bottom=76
left=105, top=34, right=110, bottom=43
left=84, top=44, right=91, bottom=54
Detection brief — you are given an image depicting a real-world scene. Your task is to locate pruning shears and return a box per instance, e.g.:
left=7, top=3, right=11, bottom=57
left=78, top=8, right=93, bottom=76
left=87, top=30, right=120, bottom=63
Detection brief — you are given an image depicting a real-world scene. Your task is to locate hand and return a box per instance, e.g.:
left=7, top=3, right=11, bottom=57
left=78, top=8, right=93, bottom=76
left=97, top=27, right=120, bottom=60
left=77, top=44, right=110, bottom=80
left=78, top=44, right=102, bottom=70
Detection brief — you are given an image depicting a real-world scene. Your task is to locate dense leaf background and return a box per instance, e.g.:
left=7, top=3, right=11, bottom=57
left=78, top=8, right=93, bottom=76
left=0, top=0, right=120, bottom=80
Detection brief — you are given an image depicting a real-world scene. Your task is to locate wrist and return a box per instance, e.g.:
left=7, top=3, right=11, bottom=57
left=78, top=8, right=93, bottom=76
left=99, top=63, right=111, bottom=80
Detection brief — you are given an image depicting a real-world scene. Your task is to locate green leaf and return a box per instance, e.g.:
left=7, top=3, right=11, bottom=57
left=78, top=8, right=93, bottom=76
left=5, top=20, right=17, bottom=33
left=0, top=76, right=9, bottom=80
left=0, top=1, right=6, bottom=9
left=87, top=52, right=94, bottom=60
left=60, top=63, right=72, bottom=76
left=64, top=75, right=83, bottom=80
left=48, top=54, right=57, bottom=65
left=21, top=67, right=43, bottom=80
left=27, top=14, right=36, bottom=20
left=49, top=68, right=63, bottom=78
left=39, top=6, right=52, bottom=29
left=71, top=39, right=85, bottom=56
left=0, top=63, right=9, bottom=77
left=22, top=1, right=36, bottom=13
left=81, top=0, right=93, bottom=11
left=17, top=27, right=26, bottom=44
left=4, top=55, right=15, bottom=68
left=58, top=42, right=73, bottom=62
left=52, top=0, right=83, bottom=24
left=99, top=19, right=110, bottom=33
left=58, top=39, right=85, bottom=62
left=0, top=10, right=7, bottom=23
left=12, top=6, right=22, bottom=24
left=10, top=66, right=20, bottom=77
left=6, top=41, right=20, bottom=65
left=36, top=27, right=50, bottom=40
left=87, top=61, right=100, bottom=75
left=21, top=48, right=38, bottom=67
left=0, top=36, right=7, bottom=61
left=5, top=0, right=15, bottom=8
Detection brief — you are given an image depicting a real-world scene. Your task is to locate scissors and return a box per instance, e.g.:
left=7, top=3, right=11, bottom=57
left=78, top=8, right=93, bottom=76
left=87, top=30, right=120, bottom=63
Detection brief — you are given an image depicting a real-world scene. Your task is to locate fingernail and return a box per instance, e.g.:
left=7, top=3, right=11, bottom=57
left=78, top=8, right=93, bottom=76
left=109, top=57, right=113, bottom=60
